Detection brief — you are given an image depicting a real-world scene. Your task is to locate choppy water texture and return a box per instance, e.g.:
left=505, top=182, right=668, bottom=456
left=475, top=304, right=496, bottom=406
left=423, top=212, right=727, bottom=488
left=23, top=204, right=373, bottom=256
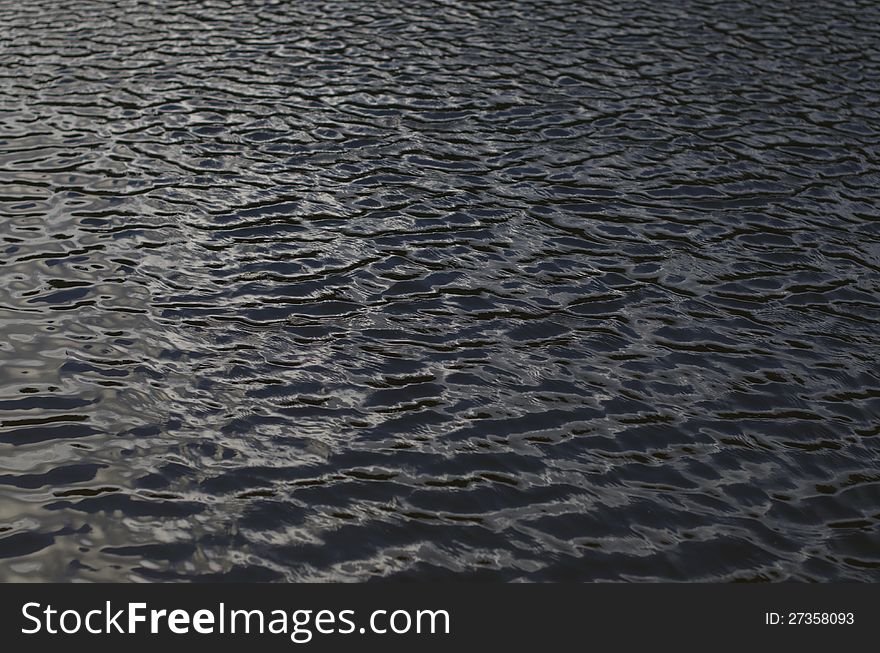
left=1, top=0, right=879, bottom=582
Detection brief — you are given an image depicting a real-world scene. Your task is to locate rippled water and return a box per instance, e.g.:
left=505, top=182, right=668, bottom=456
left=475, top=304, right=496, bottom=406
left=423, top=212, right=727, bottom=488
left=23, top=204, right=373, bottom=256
left=1, top=0, right=879, bottom=582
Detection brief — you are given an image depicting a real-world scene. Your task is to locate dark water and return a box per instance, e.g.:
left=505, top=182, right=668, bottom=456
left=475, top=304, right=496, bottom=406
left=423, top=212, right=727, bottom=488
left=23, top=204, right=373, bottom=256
left=1, top=0, right=879, bottom=582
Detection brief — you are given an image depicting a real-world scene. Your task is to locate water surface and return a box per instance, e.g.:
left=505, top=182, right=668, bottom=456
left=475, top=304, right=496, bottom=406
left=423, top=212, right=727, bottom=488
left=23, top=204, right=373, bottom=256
left=1, top=0, right=879, bottom=581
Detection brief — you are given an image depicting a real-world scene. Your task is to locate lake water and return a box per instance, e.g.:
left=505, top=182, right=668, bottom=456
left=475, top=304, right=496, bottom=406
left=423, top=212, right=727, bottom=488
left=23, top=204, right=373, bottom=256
left=1, top=0, right=879, bottom=581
